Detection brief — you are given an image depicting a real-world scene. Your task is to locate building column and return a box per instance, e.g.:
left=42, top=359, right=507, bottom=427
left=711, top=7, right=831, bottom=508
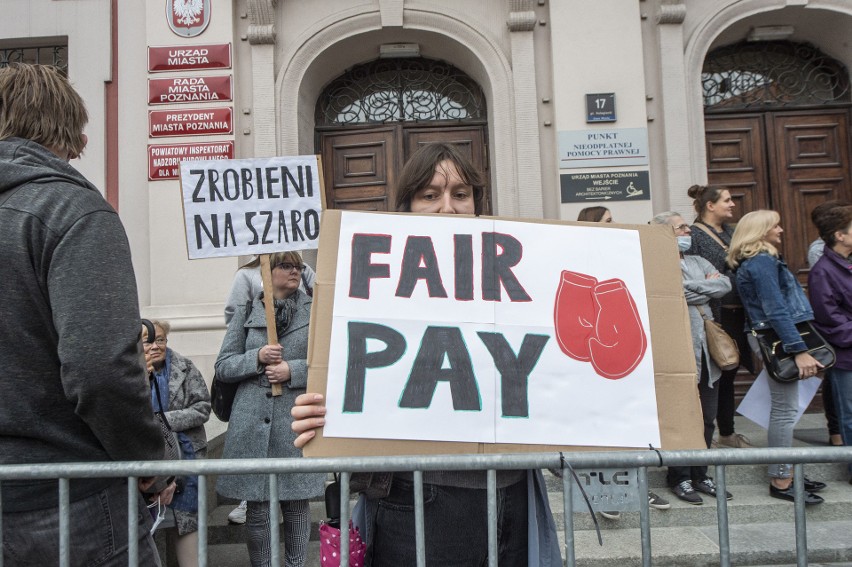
left=247, top=0, right=277, bottom=158
left=655, top=2, right=694, bottom=217
left=507, top=0, right=544, bottom=218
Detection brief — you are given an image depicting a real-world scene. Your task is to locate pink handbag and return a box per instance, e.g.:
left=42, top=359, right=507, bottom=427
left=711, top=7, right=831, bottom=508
left=319, top=521, right=366, bottom=567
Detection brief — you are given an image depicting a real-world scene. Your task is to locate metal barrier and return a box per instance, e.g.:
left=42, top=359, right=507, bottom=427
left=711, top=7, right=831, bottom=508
left=1, top=446, right=850, bottom=567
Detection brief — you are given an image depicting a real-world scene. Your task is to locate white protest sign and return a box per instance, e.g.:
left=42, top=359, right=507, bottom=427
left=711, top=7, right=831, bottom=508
left=322, top=211, right=661, bottom=448
left=737, top=370, right=821, bottom=429
left=180, top=155, right=323, bottom=259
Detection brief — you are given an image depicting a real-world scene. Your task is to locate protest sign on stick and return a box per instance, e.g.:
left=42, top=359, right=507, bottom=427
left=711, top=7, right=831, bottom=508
left=180, top=155, right=324, bottom=396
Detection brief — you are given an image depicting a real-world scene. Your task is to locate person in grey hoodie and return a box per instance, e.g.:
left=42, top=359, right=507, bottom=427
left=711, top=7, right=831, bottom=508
left=0, top=64, right=167, bottom=566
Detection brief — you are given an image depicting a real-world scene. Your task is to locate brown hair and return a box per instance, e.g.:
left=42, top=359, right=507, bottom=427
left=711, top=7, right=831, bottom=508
left=0, top=64, right=88, bottom=158
left=577, top=207, right=610, bottom=222
left=810, top=200, right=851, bottom=227
left=688, top=184, right=727, bottom=221
left=816, top=205, right=852, bottom=247
left=269, top=250, right=303, bottom=269
left=394, top=143, right=487, bottom=215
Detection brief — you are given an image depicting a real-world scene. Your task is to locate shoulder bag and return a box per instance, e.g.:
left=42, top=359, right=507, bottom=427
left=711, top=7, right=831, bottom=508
left=698, top=306, right=739, bottom=371
left=753, top=321, right=836, bottom=383
left=211, top=300, right=253, bottom=422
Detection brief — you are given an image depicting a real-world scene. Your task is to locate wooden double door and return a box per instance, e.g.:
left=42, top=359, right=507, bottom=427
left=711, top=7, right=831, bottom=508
left=705, top=108, right=852, bottom=408
left=704, top=109, right=852, bottom=283
left=317, top=124, right=489, bottom=213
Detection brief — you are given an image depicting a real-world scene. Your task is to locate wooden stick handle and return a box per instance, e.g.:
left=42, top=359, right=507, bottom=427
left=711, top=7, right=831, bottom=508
left=259, top=255, right=283, bottom=396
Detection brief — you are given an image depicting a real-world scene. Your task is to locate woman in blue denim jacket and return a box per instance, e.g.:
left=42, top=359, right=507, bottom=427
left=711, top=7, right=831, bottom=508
left=727, top=210, right=827, bottom=504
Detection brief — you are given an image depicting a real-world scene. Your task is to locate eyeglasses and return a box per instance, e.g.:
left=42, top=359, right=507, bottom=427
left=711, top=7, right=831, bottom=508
left=273, top=262, right=305, bottom=272
left=152, top=338, right=167, bottom=346
left=672, top=224, right=690, bottom=232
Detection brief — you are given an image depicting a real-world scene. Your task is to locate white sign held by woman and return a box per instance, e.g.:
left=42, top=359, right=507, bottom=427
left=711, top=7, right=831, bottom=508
left=179, top=155, right=324, bottom=259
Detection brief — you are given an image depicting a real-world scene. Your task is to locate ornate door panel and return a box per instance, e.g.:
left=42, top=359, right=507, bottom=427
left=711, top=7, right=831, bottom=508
left=704, top=114, right=769, bottom=220
left=769, top=111, right=851, bottom=281
left=320, top=128, right=399, bottom=211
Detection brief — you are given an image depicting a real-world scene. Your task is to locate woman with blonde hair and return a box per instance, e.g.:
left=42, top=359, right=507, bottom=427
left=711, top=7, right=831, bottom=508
left=727, top=210, right=827, bottom=504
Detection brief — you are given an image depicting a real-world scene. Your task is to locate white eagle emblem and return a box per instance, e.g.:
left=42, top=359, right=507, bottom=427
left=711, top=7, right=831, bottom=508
left=173, top=0, right=203, bottom=27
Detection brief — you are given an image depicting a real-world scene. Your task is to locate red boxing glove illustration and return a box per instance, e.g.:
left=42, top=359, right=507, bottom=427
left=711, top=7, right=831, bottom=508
left=554, top=272, right=647, bottom=379
left=553, top=270, right=598, bottom=361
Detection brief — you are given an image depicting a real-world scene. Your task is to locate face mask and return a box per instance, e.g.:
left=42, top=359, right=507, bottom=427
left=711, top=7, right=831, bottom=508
left=677, top=236, right=692, bottom=252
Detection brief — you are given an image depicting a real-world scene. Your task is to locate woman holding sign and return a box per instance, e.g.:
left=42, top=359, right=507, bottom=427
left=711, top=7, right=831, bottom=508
left=215, top=251, right=324, bottom=567
left=291, top=143, right=561, bottom=567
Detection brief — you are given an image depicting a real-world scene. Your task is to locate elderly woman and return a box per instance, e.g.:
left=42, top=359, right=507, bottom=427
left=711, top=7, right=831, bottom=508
left=651, top=212, right=733, bottom=505
left=728, top=210, right=827, bottom=504
left=145, top=319, right=211, bottom=567
left=215, top=251, right=324, bottom=567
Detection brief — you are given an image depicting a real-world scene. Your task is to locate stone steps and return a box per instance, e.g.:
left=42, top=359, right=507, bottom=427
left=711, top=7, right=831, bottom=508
left=183, top=414, right=852, bottom=566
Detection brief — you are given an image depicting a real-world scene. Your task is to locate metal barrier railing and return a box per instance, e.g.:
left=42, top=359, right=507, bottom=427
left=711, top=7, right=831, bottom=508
left=1, top=446, right=850, bottom=567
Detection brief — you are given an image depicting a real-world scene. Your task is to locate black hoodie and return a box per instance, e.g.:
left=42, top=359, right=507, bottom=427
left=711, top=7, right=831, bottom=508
left=0, top=138, right=163, bottom=511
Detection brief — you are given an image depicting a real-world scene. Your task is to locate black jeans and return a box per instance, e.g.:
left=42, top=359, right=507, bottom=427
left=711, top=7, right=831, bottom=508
left=668, top=354, right=719, bottom=486
left=370, top=476, right=528, bottom=567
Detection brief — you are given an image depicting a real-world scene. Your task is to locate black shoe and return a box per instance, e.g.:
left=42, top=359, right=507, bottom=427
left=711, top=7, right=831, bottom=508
left=672, top=480, right=703, bottom=504
left=693, top=478, right=733, bottom=501
left=769, top=484, right=824, bottom=505
left=803, top=477, right=827, bottom=492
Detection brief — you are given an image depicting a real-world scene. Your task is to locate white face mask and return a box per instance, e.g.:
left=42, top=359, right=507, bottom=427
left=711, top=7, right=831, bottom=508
left=677, top=235, right=692, bottom=252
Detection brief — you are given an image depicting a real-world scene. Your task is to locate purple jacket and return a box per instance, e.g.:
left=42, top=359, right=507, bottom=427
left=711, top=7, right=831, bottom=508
left=808, top=247, right=852, bottom=370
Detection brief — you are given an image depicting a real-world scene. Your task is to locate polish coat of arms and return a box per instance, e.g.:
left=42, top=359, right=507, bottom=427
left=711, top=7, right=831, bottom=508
left=167, top=0, right=211, bottom=38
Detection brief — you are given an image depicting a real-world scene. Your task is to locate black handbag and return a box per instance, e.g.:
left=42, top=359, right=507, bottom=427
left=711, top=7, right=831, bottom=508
left=753, top=321, right=836, bottom=383
left=211, top=300, right=254, bottom=422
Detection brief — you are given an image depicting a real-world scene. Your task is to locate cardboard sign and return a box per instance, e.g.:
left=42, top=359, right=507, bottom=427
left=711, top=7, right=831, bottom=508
left=305, top=210, right=705, bottom=457
left=179, top=155, right=324, bottom=259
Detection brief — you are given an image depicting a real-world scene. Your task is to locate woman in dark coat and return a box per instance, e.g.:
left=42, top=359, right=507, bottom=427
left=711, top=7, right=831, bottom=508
left=215, top=251, right=324, bottom=567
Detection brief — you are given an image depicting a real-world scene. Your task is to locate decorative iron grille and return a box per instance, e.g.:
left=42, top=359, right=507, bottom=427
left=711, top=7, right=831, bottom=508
left=316, top=58, right=486, bottom=125
left=702, top=41, right=850, bottom=109
left=0, top=45, right=68, bottom=73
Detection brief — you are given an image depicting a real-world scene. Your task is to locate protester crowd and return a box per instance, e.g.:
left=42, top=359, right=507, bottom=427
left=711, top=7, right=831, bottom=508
left=3, top=62, right=852, bottom=567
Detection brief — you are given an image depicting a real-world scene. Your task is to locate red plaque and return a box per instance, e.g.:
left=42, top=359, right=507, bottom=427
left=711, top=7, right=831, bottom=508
left=148, top=75, right=232, bottom=105
left=148, top=141, right=234, bottom=180
left=148, top=43, right=231, bottom=72
left=149, top=107, right=233, bottom=138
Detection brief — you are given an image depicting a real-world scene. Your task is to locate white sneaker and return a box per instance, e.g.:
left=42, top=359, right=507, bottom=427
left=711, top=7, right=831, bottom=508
left=228, top=501, right=247, bottom=525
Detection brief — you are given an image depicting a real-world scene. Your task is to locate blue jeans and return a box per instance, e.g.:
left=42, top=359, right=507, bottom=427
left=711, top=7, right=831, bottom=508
left=827, top=367, right=852, bottom=475
left=2, top=480, right=161, bottom=566
left=767, top=377, right=798, bottom=479
left=369, top=477, right=528, bottom=567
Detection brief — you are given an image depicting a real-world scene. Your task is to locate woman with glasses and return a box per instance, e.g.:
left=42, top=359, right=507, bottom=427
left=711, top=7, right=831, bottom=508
left=144, top=319, right=211, bottom=567
left=215, top=251, right=324, bottom=567
left=650, top=212, right=733, bottom=505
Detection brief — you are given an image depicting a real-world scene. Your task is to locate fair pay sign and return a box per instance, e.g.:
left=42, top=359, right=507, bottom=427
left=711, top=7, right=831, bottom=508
left=305, top=211, right=706, bottom=456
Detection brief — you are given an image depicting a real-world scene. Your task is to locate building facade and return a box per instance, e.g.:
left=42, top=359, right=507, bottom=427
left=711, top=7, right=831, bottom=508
left=3, top=0, right=851, bottom=429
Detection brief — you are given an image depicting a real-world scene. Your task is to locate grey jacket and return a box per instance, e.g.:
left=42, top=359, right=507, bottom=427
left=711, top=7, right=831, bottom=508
left=0, top=138, right=163, bottom=512
left=681, top=254, right=732, bottom=386
left=162, top=350, right=211, bottom=454
left=215, top=290, right=324, bottom=501
left=224, top=264, right=317, bottom=323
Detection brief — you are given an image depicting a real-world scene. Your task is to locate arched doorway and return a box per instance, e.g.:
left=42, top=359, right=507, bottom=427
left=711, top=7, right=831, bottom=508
left=315, top=58, right=490, bottom=212
left=702, top=41, right=852, bottom=282
left=702, top=40, right=852, bottom=408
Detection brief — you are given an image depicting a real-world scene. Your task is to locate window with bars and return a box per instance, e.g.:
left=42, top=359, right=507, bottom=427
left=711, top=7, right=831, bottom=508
left=0, top=44, right=68, bottom=73
left=316, top=58, right=486, bottom=126
left=702, top=41, right=850, bottom=110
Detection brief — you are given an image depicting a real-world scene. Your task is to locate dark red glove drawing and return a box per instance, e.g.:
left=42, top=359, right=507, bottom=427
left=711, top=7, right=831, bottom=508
left=587, top=278, right=647, bottom=379
left=553, top=272, right=647, bottom=379
left=553, top=270, right=598, bottom=361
